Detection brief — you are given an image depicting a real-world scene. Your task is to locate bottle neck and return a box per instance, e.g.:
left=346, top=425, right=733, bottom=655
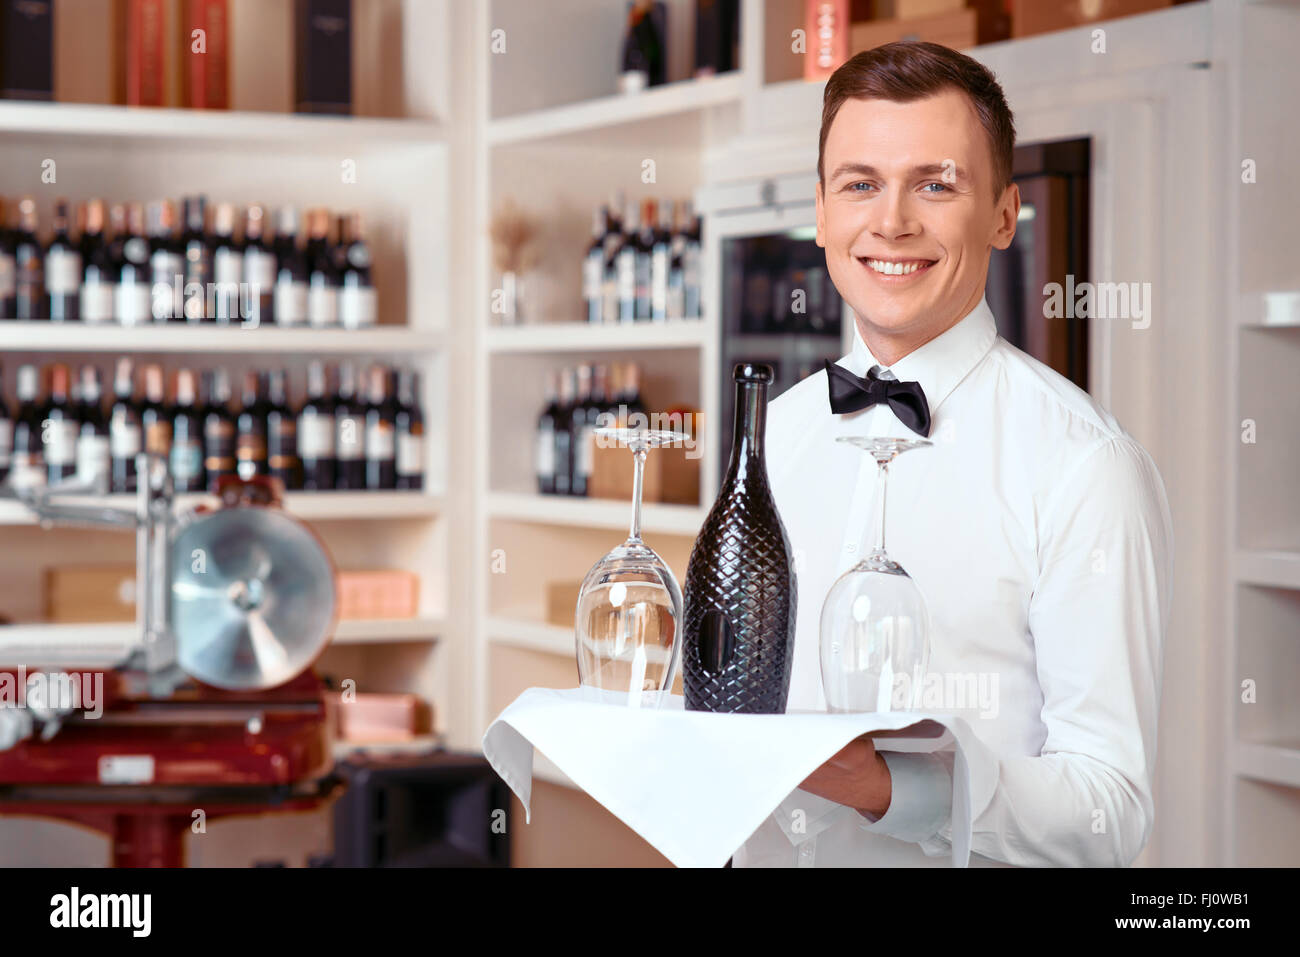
left=727, top=380, right=767, bottom=473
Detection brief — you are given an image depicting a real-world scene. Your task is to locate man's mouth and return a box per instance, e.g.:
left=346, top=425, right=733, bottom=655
left=858, top=256, right=938, bottom=279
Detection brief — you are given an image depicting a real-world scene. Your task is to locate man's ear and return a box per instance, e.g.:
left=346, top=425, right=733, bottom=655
left=815, top=180, right=827, bottom=249
left=990, top=181, right=1020, bottom=251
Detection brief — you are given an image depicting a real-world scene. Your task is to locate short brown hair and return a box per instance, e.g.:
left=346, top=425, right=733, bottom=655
left=819, top=41, right=1015, bottom=202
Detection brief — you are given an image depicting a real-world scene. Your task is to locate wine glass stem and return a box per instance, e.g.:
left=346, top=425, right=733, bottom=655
left=628, top=446, right=647, bottom=545
left=870, top=459, right=890, bottom=558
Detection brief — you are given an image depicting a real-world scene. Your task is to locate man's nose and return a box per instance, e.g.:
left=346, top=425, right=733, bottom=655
left=866, top=187, right=920, bottom=243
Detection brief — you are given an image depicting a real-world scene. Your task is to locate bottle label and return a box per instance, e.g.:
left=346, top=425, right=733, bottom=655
left=8, top=452, right=45, bottom=491
left=308, top=284, right=339, bottom=327
left=237, top=433, right=267, bottom=462
left=535, top=430, right=555, bottom=478
left=576, top=424, right=595, bottom=477
left=338, top=285, right=376, bottom=329
left=80, top=282, right=117, bottom=323
left=270, top=419, right=298, bottom=456
left=46, top=248, right=82, bottom=295
left=651, top=246, right=670, bottom=319
left=583, top=254, right=603, bottom=302
left=397, top=432, right=423, bottom=475
left=0, top=419, right=12, bottom=465
left=214, top=248, right=242, bottom=285
left=145, top=420, right=172, bottom=456
left=110, top=421, right=142, bottom=459
left=336, top=415, right=364, bottom=461
left=244, top=248, right=275, bottom=289
left=274, top=280, right=308, bottom=326
left=204, top=420, right=236, bottom=472
left=298, top=413, right=335, bottom=458
left=76, top=434, right=111, bottom=483
left=117, top=282, right=153, bottom=326
left=365, top=421, right=395, bottom=460
left=0, top=252, right=15, bottom=298
left=150, top=251, right=184, bottom=319
left=616, top=251, right=636, bottom=313
left=44, top=419, right=78, bottom=466
left=170, top=441, right=203, bottom=481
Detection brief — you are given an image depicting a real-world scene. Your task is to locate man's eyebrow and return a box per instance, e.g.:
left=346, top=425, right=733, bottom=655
left=828, top=161, right=970, bottom=183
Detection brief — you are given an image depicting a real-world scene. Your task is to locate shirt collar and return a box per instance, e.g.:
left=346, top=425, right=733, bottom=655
left=843, top=297, right=998, bottom=416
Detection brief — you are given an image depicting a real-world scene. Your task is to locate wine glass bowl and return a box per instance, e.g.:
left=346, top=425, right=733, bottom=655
left=819, top=435, right=933, bottom=714
left=574, top=427, right=687, bottom=708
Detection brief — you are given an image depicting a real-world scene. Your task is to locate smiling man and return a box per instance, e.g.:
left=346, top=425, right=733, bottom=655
left=737, top=42, right=1174, bottom=867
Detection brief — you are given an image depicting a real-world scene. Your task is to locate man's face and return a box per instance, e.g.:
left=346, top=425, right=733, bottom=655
left=816, top=90, right=1018, bottom=351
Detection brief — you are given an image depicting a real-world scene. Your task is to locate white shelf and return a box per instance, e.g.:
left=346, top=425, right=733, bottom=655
left=0, top=491, right=442, bottom=526
left=487, top=491, right=706, bottom=536
left=1237, top=550, right=1300, bottom=590
left=0, top=323, right=444, bottom=355
left=487, top=73, right=744, bottom=147
left=332, top=617, right=443, bottom=645
left=333, top=734, right=444, bottom=760
left=0, top=100, right=443, bottom=152
left=1235, top=742, right=1300, bottom=789
left=486, top=615, right=572, bottom=657
left=486, top=320, right=708, bottom=353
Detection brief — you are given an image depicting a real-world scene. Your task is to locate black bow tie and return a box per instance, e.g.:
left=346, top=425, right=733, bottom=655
left=824, top=361, right=932, bottom=437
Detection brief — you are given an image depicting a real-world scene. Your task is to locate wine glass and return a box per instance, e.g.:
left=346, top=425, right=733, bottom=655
left=819, top=436, right=933, bottom=713
left=574, top=427, right=686, bottom=709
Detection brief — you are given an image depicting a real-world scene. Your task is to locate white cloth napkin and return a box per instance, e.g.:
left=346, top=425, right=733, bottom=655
left=481, top=686, right=1000, bottom=868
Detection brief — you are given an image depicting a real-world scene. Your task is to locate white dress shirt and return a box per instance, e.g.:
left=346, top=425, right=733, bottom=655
left=733, top=297, right=1174, bottom=867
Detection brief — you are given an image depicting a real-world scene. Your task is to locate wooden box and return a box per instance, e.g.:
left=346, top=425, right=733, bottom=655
left=324, top=691, right=431, bottom=742
left=337, top=569, right=420, bottom=620
left=1011, top=0, right=1172, bottom=38
left=586, top=435, right=701, bottom=506
left=868, top=0, right=967, bottom=20
left=45, top=565, right=137, bottom=623
left=850, top=7, right=978, bottom=51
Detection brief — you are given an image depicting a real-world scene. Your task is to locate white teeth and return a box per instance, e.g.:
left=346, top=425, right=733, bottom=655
left=865, top=259, right=930, bottom=276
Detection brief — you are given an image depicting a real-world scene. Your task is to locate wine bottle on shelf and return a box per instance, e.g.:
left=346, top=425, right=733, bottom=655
left=395, top=368, right=424, bottom=491
left=0, top=199, right=16, bottom=320
left=364, top=364, right=396, bottom=490
left=650, top=200, right=672, bottom=322
left=683, top=363, right=797, bottom=713
left=583, top=207, right=607, bottom=325
left=11, top=364, right=45, bottom=490
left=553, top=368, right=574, bottom=496
left=305, top=208, right=339, bottom=328
left=80, top=199, right=117, bottom=325
left=298, top=359, right=336, bottom=491
left=619, top=0, right=666, bottom=94
left=570, top=363, right=595, bottom=497
left=140, top=363, right=173, bottom=460
left=14, top=198, right=44, bottom=320
left=42, top=363, right=78, bottom=484
left=46, top=199, right=81, bottom=322
left=667, top=200, right=687, bottom=322
left=116, top=203, right=153, bottom=326
left=634, top=199, right=657, bottom=322
left=170, top=368, right=206, bottom=492
left=202, top=367, right=237, bottom=492
left=622, top=361, right=647, bottom=423
left=211, top=202, right=242, bottom=324
left=236, top=370, right=270, bottom=481
left=593, top=363, right=615, bottom=428
left=683, top=204, right=703, bottom=320
left=273, top=206, right=309, bottom=327
left=0, top=367, right=12, bottom=482
left=267, top=368, right=303, bottom=491
left=242, top=204, right=276, bottom=325
left=109, top=358, right=142, bottom=493
left=74, top=364, right=110, bottom=489
left=615, top=198, right=639, bottom=323
left=148, top=200, right=184, bottom=322
left=334, top=360, right=366, bottom=490
left=180, top=195, right=212, bottom=322
left=536, top=370, right=558, bottom=495
left=338, top=211, right=376, bottom=330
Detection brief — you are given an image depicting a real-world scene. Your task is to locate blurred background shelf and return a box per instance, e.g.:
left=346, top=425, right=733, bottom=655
left=0, top=492, right=443, bottom=526
left=0, top=324, right=445, bottom=355
left=1236, top=550, right=1300, bottom=590
left=486, top=615, right=572, bottom=657
left=485, top=320, right=707, bottom=353
left=485, top=491, right=706, bottom=536
left=1234, top=742, right=1300, bottom=790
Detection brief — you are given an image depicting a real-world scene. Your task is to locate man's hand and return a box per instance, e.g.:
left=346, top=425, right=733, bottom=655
left=800, top=735, right=892, bottom=819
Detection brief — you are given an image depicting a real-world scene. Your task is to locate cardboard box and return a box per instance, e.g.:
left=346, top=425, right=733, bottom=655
left=545, top=581, right=584, bottom=629
left=324, top=691, right=430, bottom=742
left=337, top=569, right=420, bottom=620
left=850, top=7, right=978, bottom=52
left=45, top=565, right=138, bottom=623
left=586, top=433, right=701, bottom=506
left=1011, top=0, right=1172, bottom=38
left=869, top=0, right=967, bottom=20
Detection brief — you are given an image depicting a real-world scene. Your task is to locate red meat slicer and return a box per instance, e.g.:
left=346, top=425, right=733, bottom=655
left=0, top=455, right=340, bottom=866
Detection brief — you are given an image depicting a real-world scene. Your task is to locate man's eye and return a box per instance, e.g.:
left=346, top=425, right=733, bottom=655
left=921, top=182, right=949, bottom=193
left=847, top=182, right=874, bottom=192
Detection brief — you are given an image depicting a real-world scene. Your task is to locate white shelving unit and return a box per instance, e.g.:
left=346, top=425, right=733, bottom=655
left=0, top=2, right=466, bottom=780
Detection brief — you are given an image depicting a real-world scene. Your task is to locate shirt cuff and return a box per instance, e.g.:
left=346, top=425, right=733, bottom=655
left=857, top=750, right=953, bottom=844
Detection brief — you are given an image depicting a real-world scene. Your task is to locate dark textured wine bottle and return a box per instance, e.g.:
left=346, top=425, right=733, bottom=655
left=683, top=362, right=796, bottom=713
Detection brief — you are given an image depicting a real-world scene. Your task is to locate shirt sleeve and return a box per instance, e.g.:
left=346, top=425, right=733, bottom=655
left=917, top=436, right=1174, bottom=866
left=856, top=750, right=954, bottom=843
